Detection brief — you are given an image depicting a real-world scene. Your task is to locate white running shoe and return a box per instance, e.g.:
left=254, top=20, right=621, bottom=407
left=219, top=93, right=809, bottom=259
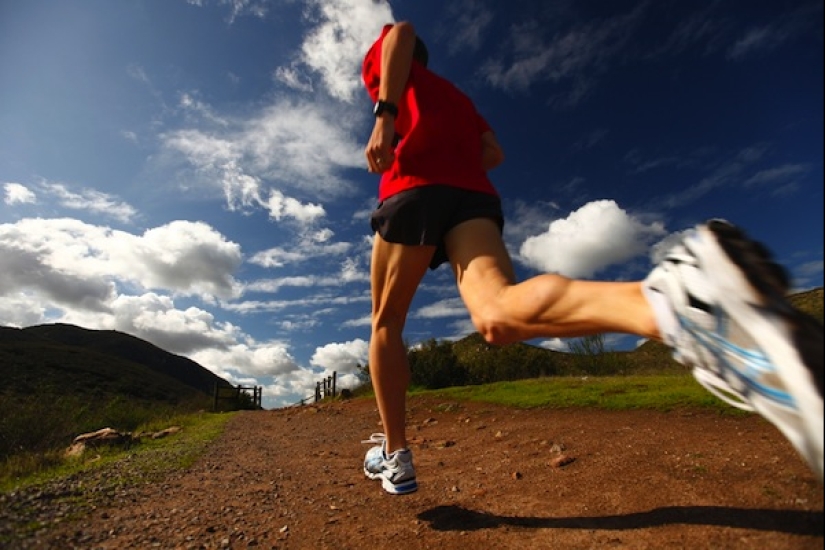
left=362, top=433, right=418, bottom=495
left=644, top=219, right=824, bottom=481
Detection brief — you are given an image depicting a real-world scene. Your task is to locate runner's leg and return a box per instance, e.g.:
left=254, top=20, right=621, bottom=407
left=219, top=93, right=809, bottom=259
left=445, top=218, right=660, bottom=344
left=370, top=233, right=435, bottom=453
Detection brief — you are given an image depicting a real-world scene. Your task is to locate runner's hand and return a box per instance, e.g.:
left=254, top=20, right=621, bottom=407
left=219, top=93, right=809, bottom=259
left=365, top=115, right=396, bottom=173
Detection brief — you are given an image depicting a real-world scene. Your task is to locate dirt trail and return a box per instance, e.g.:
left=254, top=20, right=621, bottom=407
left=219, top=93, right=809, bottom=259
left=15, top=395, right=825, bottom=549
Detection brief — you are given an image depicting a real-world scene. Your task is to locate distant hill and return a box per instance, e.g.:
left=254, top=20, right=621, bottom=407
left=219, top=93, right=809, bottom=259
left=0, top=323, right=233, bottom=404
left=789, top=287, right=824, bottom=323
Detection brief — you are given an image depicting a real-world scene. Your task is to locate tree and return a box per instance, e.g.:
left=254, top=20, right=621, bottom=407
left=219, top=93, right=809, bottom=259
left=409, top=339, right=467, bottom=389
left=569, top=334, right=627, bottom=375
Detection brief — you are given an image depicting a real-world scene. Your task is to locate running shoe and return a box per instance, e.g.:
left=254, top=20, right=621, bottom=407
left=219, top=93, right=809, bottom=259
left=643, top=219, right=823, bottom=481
left=362, top=433, right=418, bottom=495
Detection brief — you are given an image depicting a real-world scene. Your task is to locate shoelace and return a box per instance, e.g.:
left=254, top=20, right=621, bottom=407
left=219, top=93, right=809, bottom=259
left=361, top=433, right=386, bottom=445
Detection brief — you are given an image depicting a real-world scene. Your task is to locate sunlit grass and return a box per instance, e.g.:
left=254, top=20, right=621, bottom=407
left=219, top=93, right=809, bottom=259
left=0, top=410, right=235, bottom=493
left=411, top=373, right=745, bottom=413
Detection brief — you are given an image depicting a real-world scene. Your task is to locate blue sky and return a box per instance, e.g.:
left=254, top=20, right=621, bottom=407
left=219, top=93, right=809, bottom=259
left=1, top=0, right=822, bottom=409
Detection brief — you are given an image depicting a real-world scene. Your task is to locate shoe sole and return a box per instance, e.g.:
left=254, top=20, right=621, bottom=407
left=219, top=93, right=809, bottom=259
left=364, top=468, right=418, bottom=495
left=687, top=221, right=823, bottom=480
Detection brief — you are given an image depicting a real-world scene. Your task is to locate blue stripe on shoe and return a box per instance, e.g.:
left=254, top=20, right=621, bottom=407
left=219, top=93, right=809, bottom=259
left=385, top=478, right=418, bottom=494
left=681, top=316, right=796, bottom=409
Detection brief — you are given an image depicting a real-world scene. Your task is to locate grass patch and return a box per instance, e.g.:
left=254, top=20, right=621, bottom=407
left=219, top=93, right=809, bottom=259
left=0, top=410, right=235, bottom=546
left=0, top=410, right=234, bottom=494
left=413, top=373, right=748, bottom=414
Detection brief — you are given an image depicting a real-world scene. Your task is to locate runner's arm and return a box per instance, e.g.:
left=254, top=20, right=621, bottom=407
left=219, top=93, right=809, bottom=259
left=365, top=22, right=416, bottom=173
left=481, top=131, right=504, bottom=170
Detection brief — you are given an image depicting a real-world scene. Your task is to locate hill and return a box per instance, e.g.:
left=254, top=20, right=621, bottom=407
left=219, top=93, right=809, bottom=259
left=0, top=324, right=236, bottom=460
left=0, top=324, right=232, bottom=400
left=25, top=323, right=232, bottom=396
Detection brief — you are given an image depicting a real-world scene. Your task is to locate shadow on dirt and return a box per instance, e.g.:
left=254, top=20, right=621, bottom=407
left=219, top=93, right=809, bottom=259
left=418, top=505, right=824, bottom=536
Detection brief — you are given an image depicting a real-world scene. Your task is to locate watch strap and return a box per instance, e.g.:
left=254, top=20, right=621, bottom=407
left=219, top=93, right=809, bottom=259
left=373, top=100, right=398, bottom=118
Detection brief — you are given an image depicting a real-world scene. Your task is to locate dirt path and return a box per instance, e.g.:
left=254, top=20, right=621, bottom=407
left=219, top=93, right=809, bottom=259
left=17, top=395, right=825, bottom=549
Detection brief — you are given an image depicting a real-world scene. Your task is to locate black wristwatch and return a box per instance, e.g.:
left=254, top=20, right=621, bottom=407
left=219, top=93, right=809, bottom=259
left=373, top=100, right=398, bottom=118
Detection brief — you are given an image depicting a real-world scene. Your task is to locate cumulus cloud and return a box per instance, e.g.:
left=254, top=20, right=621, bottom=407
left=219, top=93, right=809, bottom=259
left=0, top=218, right=243, bottom=303
left=538, top=338, right=569, bottom=352
left=109, top=293, right=240, bottom=354
left=310, top=338, right=368, bottom=373
left=132, top=221, right=244, bottom=299
left=193, top=339, right=301, bottom=379
left=310, top=338, right=369, bottom=391
left=3, top=182, right=37, bottom=205
left=519, top=200, right=666, bottom=278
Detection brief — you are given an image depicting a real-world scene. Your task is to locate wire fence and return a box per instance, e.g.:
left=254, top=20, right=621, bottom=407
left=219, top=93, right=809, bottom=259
left=290, top=372, right=338, bottom=407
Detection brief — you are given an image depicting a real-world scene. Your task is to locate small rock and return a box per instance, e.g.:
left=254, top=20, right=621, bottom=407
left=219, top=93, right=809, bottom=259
left=549, top=455, right=576, bottom=468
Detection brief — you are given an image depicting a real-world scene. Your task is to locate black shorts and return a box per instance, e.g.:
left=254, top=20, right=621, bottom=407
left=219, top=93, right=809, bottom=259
left=370, top=185, right=504, bottom=270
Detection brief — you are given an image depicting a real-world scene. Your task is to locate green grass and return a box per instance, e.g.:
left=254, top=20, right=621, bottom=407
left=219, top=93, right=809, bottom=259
left=0, top=410, right=235, bottom=493
left=0, top=410, right=235, bottom=545
left=409, top=373, right=746, bottom=413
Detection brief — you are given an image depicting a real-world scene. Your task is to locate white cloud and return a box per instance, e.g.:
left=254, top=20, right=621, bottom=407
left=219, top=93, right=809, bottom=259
left=310, top=338, right=369, bottom=376
left=274, top=64, right=314, bottom=93
left=342, top=313, right=371, bottom=328
left=263, top=189, right=325, bottom=223
left=222, top=291, right=370, bottom=316
left=179, top=92, right=229, bottom=126
left=310, top=338, right=369, bottom=390
left=162, top=97, right=365, bottom=216
left=519, top=200, right=666, bottom=278
left=480, top=4, right=645, bottom=105
left=295, top=0, right=394, bottom=102
left=657, top=144, right=769, bottom=209
left=109, top=293, right=241, bottom=354
left=414, top=298, right=468, bottom=319
left=39, top=182, right=138, bottom=223
left=727, top=27, right=776, bottom=60
left=3, top=182, right=37, bottom=205
left=444, top=0, right=494, bottom=55
left=0, top=292, right=48, bottom=327
left=193, top=340, right=300, bottom=378
left=538, top=338, right=568, bottom=352
left=248, top=239, right=352, bottom=269
left=744, top=163, right=809, bottom=187
left=0, top=218, right=243, bottom=303
left=503, top=198, right=562, bottom=248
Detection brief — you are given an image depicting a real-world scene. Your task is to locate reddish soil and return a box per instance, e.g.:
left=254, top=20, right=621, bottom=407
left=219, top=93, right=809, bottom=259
left=21, top=395, right=825, bottom=549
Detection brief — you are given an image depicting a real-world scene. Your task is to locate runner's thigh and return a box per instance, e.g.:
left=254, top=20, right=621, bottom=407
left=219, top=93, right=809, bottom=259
left=444, top=218, right=516, bottom=313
